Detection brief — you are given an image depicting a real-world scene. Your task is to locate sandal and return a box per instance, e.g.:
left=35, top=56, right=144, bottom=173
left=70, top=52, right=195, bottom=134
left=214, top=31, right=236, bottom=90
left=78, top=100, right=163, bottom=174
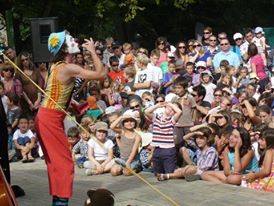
left=22, top=157, right=28, bottom=163
left=157, top=173, right=169, bottom=181
left=27, top=157, right=35, bottom=163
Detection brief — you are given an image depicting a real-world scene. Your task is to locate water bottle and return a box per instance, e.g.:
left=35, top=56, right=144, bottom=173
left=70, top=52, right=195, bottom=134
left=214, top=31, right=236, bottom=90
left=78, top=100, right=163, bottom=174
left=241, top=175, right=247, bottom=188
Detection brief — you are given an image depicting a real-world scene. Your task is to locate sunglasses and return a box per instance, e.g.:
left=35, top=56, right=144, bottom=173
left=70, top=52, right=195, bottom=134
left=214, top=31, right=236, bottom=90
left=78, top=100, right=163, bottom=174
left=144, top=98, right=151, bottom=101
left=178, top=46, right=186, bottom=49
left=220, top=43, right=229, bottom=46
left=96, top=53, right=102, bottom=56
left=21, top=58, right=29, bottom=62
left=204, top=31, right=210, bottom=34
left=188, top=44, right=193, bottom=47
left=214, top=94, right=222, bottom=97
left=197, top=66, right=206, bottom=70
left=3, top=68, right=13, bottom=72
left=107, top=46, right=112, bottom=49
left=235, top=38, right=242, bottom=41
left=111, top=64, right=119, bottom=67
left=156, top=100, right=164, bottom=103
left=130, top=104, right=140, bottom=109
left=158, top=42, right=165, bottom=45
left=193, top=45, right=202, bottom=48
left=226, top=103, right=231, bottom=106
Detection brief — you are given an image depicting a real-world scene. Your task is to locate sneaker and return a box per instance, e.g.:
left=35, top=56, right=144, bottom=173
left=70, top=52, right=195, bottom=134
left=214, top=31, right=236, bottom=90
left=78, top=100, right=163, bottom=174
left=185, top=174, right=201, bottom=182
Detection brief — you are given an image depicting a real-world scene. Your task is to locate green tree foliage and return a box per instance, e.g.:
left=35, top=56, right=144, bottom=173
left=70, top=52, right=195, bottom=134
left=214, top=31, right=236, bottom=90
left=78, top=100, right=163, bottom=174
left=1, top=0, right=274, bottom=50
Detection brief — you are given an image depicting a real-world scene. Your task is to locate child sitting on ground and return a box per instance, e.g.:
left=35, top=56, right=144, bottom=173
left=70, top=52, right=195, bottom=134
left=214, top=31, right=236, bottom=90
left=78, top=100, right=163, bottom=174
left=72, top=126, right=90, bottom=168
left=245, top=128, right=274, bottom=192
left=145, top=101, right=182, bottom=175
left=67, top=126, right=80, bottom=150
left=110, top=110, right=142, bottom=176
left=84, top=122, right=114, bottom=175
left=202, top=127, right=259, bottom=185
left=157, top=127, right=219, bottom=181
left=13, top=115, right=36, bottom=163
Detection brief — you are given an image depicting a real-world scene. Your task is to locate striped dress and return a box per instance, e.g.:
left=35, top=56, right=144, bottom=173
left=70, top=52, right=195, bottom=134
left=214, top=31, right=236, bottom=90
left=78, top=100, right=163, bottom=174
left=151, top=114, right=175, bottom=148
left=41, top=62, right=74, bottom=110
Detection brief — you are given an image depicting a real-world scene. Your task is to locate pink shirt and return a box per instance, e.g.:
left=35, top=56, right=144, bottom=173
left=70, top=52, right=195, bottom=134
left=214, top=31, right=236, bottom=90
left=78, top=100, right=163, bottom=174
left=250, top=54, right=267, bottom=80
left=156, top=52, right=167, bottom=67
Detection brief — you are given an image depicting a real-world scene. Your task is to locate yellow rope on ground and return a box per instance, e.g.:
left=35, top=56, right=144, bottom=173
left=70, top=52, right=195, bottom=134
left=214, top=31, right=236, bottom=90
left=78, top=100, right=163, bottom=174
left=2, top=53, right=181, bottom=206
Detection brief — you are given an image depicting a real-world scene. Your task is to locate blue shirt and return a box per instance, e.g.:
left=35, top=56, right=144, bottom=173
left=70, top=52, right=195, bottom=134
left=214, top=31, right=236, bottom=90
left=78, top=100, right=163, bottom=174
left=213, top=50, right=240, bottom=69
left=230, top=45, right=242, bottom=62
left=228, top=152, right=259, bottom=174
left=162, top=72, right=175, bottom=95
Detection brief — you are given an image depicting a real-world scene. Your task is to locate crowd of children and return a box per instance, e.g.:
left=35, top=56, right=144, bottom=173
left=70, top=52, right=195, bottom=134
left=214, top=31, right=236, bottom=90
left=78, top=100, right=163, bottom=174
left=1, top=26, right=274, bottom=194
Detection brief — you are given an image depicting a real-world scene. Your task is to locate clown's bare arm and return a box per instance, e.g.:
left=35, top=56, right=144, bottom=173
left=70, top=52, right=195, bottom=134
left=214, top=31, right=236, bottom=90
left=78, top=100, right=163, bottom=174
left=65, top=38, right=106, bottom=80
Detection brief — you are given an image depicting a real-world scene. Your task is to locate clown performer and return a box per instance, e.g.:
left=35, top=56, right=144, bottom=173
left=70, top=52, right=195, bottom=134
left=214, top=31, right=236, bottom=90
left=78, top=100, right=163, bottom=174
left=35, top=31, right=106, bottom=206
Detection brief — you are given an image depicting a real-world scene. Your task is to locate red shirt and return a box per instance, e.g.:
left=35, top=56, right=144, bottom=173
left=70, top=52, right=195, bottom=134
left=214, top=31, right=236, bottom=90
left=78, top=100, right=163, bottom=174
left=109, top=70, right=126, bottom=83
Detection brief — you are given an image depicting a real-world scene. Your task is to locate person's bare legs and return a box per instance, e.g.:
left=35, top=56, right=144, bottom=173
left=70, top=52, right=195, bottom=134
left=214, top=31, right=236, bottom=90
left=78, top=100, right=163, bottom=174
left=201, top=171, right=226, bottom=183
left=180, top=147, right=194, bottom=165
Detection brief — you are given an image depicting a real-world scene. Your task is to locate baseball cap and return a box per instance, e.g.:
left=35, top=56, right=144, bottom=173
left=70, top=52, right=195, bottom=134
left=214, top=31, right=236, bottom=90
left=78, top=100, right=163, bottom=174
left=233, top=33, right=243, bottom=40
left=255, top=27, right=264, bottom=34
left=196, top=61, right=206, bottom=68
left=167, top=51, right=175, bottom=58
left=111, top=41, right=121, bottom=49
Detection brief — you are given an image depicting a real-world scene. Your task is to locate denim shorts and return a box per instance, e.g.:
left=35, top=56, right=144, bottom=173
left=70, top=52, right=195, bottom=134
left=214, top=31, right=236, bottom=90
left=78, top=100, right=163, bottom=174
left=186, top=148, right=197, bottom=164
left=114, top=157, right=142, bottom=171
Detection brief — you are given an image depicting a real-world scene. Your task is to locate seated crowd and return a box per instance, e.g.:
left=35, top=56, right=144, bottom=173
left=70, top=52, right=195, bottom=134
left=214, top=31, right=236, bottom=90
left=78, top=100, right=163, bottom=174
left=0, top=26, right=274, bottom=193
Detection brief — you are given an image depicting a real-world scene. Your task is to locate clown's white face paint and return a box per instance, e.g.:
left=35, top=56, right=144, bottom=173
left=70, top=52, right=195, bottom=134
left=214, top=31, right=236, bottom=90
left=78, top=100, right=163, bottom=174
left=65, top=33, right=80, bottom=54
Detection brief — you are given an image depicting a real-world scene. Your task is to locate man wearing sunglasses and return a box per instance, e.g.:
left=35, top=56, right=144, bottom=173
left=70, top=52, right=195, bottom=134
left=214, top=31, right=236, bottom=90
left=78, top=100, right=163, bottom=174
left=231, top=33, right=244, bottom=65
left=213, top=38, right=240, bottom=73
left=202, top=27, right=213, bottom=46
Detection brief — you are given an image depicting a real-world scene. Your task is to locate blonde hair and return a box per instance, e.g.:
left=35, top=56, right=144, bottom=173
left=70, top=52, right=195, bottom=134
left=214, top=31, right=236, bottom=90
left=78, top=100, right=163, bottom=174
left=123, top=42, right=132, bottom=50
left=124, top=66, right=136, bottom=78
left=194, top=40, right=205, bottom=55
left=137, top=54, right=150, bottom=66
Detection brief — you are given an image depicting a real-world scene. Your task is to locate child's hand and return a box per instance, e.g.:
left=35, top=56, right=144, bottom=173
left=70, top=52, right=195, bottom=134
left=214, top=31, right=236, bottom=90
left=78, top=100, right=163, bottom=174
left=245, top=172, right=256, bottom=182
left=235, top=138, right=242, bottom=150
left=96, top=165, right=104, bottom=174
left=193, top=131, right=203, bottom=136
left=125, top=161, right=131, bottom=169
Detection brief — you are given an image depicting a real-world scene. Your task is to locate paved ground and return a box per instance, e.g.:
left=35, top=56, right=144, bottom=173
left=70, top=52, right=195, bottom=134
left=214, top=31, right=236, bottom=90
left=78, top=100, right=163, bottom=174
left=10, top=159, right=274, bottom=206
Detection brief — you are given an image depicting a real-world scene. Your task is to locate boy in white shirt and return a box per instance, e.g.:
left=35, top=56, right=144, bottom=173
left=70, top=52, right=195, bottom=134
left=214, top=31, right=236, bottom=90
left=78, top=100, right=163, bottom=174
left=201, top=70, right=216, bottom=104
left=13, top=115, right=36, bottom=163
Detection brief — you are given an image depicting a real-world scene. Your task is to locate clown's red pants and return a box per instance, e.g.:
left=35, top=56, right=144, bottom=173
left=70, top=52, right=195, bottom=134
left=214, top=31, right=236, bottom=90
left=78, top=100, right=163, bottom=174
left=35, top=107, right=74, bottom=198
